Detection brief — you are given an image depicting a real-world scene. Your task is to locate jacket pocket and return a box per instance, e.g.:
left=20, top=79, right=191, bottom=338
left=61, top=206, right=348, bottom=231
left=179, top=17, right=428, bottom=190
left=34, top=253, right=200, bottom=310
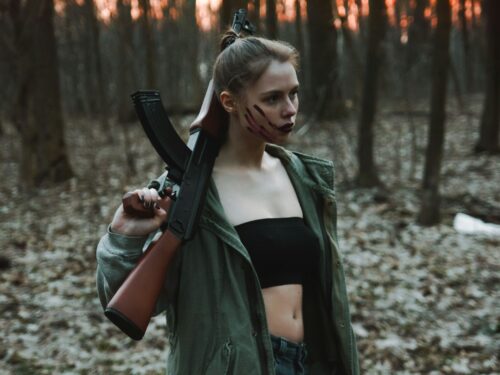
left=205, top=339, right=234, bottom=375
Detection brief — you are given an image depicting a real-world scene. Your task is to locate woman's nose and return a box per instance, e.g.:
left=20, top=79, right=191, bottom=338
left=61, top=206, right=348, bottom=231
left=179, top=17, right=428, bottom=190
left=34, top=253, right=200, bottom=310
left=282, top=97, right=297, bottom=118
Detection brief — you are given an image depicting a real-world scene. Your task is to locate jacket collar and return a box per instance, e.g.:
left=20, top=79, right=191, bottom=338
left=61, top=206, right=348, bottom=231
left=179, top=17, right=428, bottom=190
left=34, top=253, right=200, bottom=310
left=198, top=144, right=334, bottom=261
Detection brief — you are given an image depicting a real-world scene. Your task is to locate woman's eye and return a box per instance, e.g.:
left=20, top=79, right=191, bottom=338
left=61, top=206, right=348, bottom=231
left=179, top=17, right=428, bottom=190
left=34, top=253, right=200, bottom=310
left=265, top=94, right=280, bottom=104
left=289, top=90, right=298, bottom=100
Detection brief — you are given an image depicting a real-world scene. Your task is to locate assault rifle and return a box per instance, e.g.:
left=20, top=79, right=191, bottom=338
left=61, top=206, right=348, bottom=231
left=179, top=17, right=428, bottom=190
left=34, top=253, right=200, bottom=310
left=104, top=9, right=254, bottom=340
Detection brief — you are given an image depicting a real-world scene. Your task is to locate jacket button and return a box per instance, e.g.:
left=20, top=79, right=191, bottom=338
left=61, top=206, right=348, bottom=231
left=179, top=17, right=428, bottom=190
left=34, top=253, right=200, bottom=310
left=339, top=321, right=345, bottom=328
left=336, top=260, right=341, bottom=267
left=252, top=330, right=258, bottom=337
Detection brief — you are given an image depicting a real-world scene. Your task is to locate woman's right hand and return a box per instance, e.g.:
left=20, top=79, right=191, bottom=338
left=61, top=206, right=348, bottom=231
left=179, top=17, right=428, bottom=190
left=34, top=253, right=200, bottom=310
left=110, top=187, right=171, bottom=237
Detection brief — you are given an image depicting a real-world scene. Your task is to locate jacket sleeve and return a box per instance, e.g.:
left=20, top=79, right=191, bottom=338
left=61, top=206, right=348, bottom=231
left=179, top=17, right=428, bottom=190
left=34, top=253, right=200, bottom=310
left=96, top=226, right=169, bottom=317
left=96, top=172, right=172, bottom=316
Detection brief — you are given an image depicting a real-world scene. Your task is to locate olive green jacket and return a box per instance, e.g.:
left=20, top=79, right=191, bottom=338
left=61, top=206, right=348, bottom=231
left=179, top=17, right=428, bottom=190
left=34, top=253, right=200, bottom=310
left=96, top=144, right=359, bottom=375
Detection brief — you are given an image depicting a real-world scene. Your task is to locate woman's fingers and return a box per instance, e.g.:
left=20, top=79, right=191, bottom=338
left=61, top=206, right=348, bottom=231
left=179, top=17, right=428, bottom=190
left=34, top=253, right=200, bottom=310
left=148, top=188, right=160, bottom=205
left=153, top=202, right=168, bottom=221
left=113, top=186, right=172, bottom=236
left=135, top=187, right=160, bottom=208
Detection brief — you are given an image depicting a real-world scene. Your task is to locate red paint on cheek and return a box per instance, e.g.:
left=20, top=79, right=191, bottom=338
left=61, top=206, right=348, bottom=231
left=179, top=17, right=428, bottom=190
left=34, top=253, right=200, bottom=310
left=254, top=105, right=278, bottom=129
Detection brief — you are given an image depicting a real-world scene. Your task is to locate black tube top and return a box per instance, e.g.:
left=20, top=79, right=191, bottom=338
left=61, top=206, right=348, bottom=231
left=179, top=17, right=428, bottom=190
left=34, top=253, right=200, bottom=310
left=234, top=217, right=321, bottom=289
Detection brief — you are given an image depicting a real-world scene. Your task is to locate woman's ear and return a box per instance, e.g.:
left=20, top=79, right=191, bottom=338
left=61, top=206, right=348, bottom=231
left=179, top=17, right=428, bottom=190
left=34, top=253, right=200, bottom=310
left=219, top=91, right=238, bottom=114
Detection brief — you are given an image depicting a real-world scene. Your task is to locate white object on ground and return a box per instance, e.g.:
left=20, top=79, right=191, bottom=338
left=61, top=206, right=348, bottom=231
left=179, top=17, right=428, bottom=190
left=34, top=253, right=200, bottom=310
left=453, top=213, right=500, bottom=236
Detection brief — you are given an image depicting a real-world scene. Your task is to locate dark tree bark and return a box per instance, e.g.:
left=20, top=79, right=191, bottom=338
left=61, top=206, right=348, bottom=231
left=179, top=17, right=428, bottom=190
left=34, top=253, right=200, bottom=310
left=83, top=0, right=110, bottom=131
left=18, top=0, right=74, bottom=187
left=294, top=0, right=304, bottom=56
left=406, top=0, right=429, bottom=69
left=459, top=0, right=473, bottom=93
left=82, top=3, right=96, bottom=114
left=306, top=0, right=344, bottom=118
left=250, top=0, right=261, bottom=29
left=182, top=0, right=203, bottom=106
left=62, top=1, right=87, bottom=116
left=220, top=0, right=247, bottom=32
left=1, top=0, right=21, bottom=125
left=475, top=0, right=500, bottom=154
left=116, top=0, right=137, bottom=177
left=403, top=0, right=429, bottom=179
left=340, top=0, right=362, bottom=104
left=355, top=0, right=366, bottom=37
left=139, top=0, right=157, bottom=88
left=266, top=0, right=278, bottom=39
left=417, top=0, right=451, bottom=226
left=159, top=0, right=202, bottom=113
left=356, top=0, right=387, bottom=187
left=116, top=0, right=136, bottom=123
left=294, top=0, right=305, bottom=86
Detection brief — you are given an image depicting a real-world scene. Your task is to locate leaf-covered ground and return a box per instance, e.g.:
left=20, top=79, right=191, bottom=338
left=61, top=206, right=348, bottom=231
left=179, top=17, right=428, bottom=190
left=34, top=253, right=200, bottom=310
left=0, top=96, right=498, bottom=374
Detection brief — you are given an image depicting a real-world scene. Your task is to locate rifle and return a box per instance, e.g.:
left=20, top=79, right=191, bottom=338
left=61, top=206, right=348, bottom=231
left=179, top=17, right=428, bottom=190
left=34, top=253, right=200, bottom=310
left=104, top=9, right=255, bottom=341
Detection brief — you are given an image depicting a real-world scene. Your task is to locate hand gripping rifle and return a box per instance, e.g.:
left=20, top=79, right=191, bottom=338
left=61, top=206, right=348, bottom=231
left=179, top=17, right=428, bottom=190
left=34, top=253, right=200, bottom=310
left=104, top=9, right=255, bottom=340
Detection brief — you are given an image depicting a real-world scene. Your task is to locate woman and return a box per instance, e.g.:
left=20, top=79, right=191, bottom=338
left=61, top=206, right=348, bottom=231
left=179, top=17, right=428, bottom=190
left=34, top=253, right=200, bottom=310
left=97, top=31, right=359, bottom=375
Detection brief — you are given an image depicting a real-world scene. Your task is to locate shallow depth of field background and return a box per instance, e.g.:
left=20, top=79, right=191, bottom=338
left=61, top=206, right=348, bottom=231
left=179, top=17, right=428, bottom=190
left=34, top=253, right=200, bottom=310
left=0, top=0, right=499, bottom=374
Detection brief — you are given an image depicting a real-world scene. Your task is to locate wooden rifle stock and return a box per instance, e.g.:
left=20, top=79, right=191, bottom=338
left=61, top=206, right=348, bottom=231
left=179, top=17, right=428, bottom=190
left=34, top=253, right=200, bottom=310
left=105, top=229, right=181, bottom=340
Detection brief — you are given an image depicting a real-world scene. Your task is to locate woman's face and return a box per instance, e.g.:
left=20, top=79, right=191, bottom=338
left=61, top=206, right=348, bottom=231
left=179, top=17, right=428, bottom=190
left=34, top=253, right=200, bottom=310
left=237, top=60, right=299, bottom=144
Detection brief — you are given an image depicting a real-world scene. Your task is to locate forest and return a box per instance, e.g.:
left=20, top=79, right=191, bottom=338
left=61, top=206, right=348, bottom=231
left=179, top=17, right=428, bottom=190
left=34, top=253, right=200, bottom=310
left=0, top=0, right=498, bottom=374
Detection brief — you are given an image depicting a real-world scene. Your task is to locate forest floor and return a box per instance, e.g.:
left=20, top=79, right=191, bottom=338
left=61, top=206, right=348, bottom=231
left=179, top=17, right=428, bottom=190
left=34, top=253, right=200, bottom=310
left=0, top=95, right=498, bottom=374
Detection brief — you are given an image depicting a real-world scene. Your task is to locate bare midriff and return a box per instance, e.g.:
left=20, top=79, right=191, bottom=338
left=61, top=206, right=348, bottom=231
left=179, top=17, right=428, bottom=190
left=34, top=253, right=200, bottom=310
left=262, top=284, right=304, bottom=343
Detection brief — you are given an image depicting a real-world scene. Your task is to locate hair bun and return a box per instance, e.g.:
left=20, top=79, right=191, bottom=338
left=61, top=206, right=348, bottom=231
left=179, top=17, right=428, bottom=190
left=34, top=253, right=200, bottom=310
left=220, top=29, right=239, bottom=51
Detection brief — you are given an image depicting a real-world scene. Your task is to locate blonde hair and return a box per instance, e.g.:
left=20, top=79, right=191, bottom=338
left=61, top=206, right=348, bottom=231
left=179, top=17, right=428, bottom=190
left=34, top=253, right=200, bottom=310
left=213, top=30, right=299, bottom=98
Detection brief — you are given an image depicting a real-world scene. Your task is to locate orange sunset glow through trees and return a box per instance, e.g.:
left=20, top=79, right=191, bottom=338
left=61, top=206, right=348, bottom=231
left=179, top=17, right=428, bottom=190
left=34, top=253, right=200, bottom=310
left=55, top=0, right=481, bottom=33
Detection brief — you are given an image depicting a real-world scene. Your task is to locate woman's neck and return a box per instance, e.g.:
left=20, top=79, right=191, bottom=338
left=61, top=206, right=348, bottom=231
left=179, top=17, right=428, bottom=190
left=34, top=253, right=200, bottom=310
left=216, top=116, right=269, bottom=170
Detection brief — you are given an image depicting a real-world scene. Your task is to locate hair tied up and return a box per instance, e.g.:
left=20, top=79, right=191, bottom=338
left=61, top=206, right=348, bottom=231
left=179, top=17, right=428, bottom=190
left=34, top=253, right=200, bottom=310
left=220, top=29, right=240, bottom=51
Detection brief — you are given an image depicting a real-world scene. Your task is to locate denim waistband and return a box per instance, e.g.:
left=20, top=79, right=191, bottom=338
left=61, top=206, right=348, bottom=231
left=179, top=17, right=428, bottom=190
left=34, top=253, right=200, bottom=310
left=270, top=335, right=307, bottom=363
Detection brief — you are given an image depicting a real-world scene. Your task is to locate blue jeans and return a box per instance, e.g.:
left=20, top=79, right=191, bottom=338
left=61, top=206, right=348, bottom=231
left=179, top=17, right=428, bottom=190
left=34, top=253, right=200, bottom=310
left=271, top=335, right=308, bottom=375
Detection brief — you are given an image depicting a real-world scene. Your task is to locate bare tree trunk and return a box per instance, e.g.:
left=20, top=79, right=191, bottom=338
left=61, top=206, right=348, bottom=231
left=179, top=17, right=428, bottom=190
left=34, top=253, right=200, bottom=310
left=6, top=0, right=25, bottom=127
left=82, top=4, right=96, bottom=114
left=250, top=0, right=261, bottom=28
left=417, top=0, right=451, bottom=226
left=183, top=0, right=203, bottom=106
left=63, top=1, right=87, bottom=116
left=403, top=0, right=429, bottom=180
left=355, top=0, right=366, bottom=37
left=341, top=0, right=363, bottom=105
left=475, top=0, right=500, bottom=154
left=459, top=0, right=473, bottom=93
left=266, top=0, right=278, bottom=39
left=306, top=0, right=344, bottom=118
left=470, top=0, right=484, bottom=93
left=356, top=0, right=386, bottom=187
left=0, top=4, right=13, bottom=115
left=406, top=0, right=429, bottom=70
left=117, top=0, right=136, bottom=123
left=84, top=0, right=110, bottom=133
left=294, top=0, right=306, bottom=92
left=139, top=0, right=157, bottom=88
left=116, top=0, right=136, bottom=177
left=294, top=0, right=304, bottom=57
left=19, top=0, right=74, bottom=187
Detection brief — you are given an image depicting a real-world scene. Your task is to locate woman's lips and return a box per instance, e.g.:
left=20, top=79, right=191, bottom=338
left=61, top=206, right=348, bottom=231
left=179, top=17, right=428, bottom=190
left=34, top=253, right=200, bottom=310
left=277, top=123, right=294, bottom=133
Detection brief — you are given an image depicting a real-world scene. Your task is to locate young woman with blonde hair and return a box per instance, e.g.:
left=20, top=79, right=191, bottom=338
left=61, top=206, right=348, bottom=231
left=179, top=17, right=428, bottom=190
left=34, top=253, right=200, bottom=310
left=97, top=30, right=359, bottom=375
